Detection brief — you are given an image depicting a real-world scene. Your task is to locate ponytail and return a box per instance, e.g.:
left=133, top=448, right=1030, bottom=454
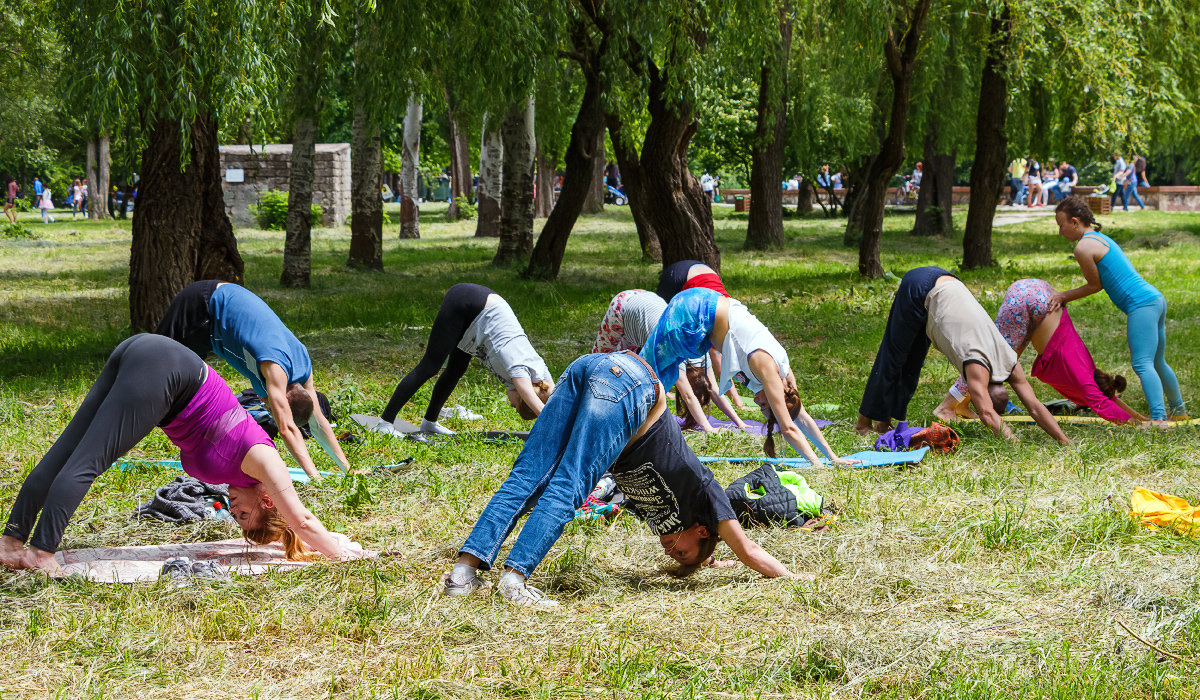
left=674, top=365, right=711, bottom=430
left=763, top=387, right=803, bottom=457
left=1055, top=196, right=1102, bottom=231
left=1094, top=368, right=1127, bottom=398
left=242, top=507, right=314, bottom=561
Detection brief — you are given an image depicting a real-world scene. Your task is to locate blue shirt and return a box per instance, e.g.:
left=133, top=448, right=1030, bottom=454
left=1084, top=232, right=1161, bottom=313
left=207, top=284, right=312, bottom=398
left=33, top=180, right=43, bottom=195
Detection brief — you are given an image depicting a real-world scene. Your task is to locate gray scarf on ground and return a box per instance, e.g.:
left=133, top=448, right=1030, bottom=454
left=134, top=476, right=229, bottom=523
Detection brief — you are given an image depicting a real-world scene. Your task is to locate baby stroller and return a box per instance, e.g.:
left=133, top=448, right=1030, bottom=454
left=603, top=185, right=627, bottom=206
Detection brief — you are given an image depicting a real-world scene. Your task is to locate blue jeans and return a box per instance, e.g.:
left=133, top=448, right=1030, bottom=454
left=1050, top=184, right=1072, bottom=202
left=1126, top=297, right=1185, bottom=420
left=1124, top=181, right=1145, bottom=209
left=459, top=353, right=659, bottom=577
left=1010, top=178, right=1026, bottom=205
left=1110, top=182, right=1128, bottom=209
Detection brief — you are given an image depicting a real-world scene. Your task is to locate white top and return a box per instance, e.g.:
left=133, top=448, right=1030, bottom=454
left=457, top=295, right=551, bottom=389
left=717, top=299, right=791, bottom=394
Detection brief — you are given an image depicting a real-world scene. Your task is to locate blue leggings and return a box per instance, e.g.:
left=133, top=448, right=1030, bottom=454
left=1127, top=297, right=1185, bottom=420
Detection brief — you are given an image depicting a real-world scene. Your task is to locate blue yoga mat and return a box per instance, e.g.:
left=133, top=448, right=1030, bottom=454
left=698, top=447, right=929, bottom=469
left=113, top=459, right=339, bottom=484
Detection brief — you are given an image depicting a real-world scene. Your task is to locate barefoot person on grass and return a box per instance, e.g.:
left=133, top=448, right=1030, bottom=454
left=593, top=288, right=748, bottom=432
left=1049, top=196, right=1187, bottom=427
left=155, top=281, right=352, bottom=479
left=375, top=283, right=554, bottom=435
left=855, top=267, right=1069, bottom=445
left=442, top=352, right=807, bottom=608
left=0, top=335, right=364, bottom=573
left=640, top=288, right=857, bottom=465
left=933, top=278, right=1146, bottom=425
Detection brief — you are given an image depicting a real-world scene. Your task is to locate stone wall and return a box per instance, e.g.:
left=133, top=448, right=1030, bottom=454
left=218, top=143, right=351, bottom=226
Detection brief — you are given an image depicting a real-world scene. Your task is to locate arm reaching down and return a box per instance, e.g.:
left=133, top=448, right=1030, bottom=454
left=1050, top=238, right=1106, bottom=312
left=510, top=376, right=550, bottom=417
left=260, top=362, right=323, bottom=481
left=717, top=519, right=811, bottom=579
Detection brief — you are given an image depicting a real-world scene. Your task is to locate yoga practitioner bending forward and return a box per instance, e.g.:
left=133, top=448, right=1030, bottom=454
left=1050, top=196, right=1186, bottom=426
left=442, top=352, right=807, bottom=608
left=641, top=288, right=855, bottom=464
left=933, top=278, right=1146, bottom=425
left=0, top=335, right=363, bottom=573
left=377, top=283, right=553, bottom=435
left=856, top=267, right=1069, bottom=445
left=593, top=288, right=748, bottom=432
left=155, top=281, right=351, bottom=480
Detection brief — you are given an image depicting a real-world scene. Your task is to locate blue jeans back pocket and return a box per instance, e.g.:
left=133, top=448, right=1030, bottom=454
left=588, top=358, right=641, bottom=402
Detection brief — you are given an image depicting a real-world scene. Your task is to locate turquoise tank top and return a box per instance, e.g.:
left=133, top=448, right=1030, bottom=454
left=1083, top=232, right=1160, bottom=313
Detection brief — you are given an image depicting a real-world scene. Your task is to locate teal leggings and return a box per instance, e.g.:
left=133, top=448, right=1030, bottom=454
left=1127, top=296, right=1185, bottom=420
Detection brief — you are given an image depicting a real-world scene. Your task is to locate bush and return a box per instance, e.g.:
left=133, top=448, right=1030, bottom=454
left=445, top=201, right=477, bottom=222
left=251, top=189, right=324, bottom=230
left=1, top=222, right=38, bottom=239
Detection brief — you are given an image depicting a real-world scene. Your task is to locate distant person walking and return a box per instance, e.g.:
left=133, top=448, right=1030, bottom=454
left=32, top=177, right=43, bottom=205
left=1124, top=154, right=1146, bottom=210
left=39, top=187, right=55, bottom=223
left=1109, top=153, right=1129, bottom=210
left=4, top=178, right=17, bottom=224
left=71, top=179, right=83, bottom=218
left=700, top=172, right=716, bottom=203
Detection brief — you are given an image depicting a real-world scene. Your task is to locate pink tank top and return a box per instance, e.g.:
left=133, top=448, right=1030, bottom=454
left=1031, top=310, right=1131, bottom=424
left=161, top=366, right=274, bottom=487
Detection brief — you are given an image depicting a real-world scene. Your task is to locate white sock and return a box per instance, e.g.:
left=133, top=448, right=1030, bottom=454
left=421, top=419, right=455, bottom=435
left=450, top=563, right=477, bottom=584
left=498, top=570, right=525, bottom=589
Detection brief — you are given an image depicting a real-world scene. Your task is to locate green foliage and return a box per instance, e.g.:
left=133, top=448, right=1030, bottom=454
left=251, top=189, right=324, bottom=230
left=1, top=222, right=38, bottom=239
left=445, top=201, right=477, bottom=221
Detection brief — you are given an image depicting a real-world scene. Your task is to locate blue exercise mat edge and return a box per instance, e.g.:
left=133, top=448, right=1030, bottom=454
left=698, top=446, right=930, bottom=469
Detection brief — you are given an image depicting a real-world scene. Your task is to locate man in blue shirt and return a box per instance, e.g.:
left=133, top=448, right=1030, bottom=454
left=155, top=281, right=353, bottom=479
left=33, top=178, right=43, bottom=199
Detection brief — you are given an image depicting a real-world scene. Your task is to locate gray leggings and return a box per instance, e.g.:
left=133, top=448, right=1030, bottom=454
left=3, top=335, right=205, bottom=553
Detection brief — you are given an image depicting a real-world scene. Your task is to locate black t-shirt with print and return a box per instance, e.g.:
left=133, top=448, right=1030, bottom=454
left=609, top=412, right=736, bottom=535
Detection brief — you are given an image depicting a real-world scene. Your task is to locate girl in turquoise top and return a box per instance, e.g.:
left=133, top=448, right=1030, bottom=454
left=1049, top=197, right=1186, bottom=425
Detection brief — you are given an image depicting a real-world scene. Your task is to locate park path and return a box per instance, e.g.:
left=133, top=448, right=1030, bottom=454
left=992, top=208, right=1056, bottom=227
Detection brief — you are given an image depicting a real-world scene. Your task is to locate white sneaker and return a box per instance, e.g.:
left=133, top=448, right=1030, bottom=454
left=420, top=419, right=456, bottom=435
left=371, top=418, right=403, bottom=437
left=440, top=405, right=483, bottom=421
left=441, top=564, right=492, bottom=597
left=498, top=571, right=559, bottom=609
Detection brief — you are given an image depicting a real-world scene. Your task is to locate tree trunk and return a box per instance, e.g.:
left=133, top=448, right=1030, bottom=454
left=607, top=61, right=718, bottom=271
left=797, top=179, right=813, bottom=214
left=130, top=114, right=243, bottom=333
left=607, top=118, right=662, bottom=262
left=347, top=105, right=383, bottom=270
left=745, top=8, right=792, bottom=250
left=400, top=95, right=422, bottom=239
left=86, top=140, right=99, bottom=220
left=525, top=63, right=606, bottom=279
left=96, top=134, right=110, bottom=219
left=534, top=147, right=555, bottom=218
left=845, top=0, right=933, bottom=278
left=581, top=131, right=605, bottom=214
left=446, top=94, right=473, bottom=219
left=962, top=1, right=1011, bottom=270
left=911, top=120, right=955, bottom=237
left=475, top=116, right=503, bottom=238
left=494, top=97, right=535, bottom=267
left=282, top=28, right=323, bottom=288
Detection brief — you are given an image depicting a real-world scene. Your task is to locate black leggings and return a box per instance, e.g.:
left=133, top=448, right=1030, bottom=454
left=154, top=280, right=223, bottom=359
left=381, top=283, right=492, bottom=423
left=859, top=267, right=949, bottom=422
left=3, top=335, right=205, bottom=553
left=656, top=260, right=702, bottom=302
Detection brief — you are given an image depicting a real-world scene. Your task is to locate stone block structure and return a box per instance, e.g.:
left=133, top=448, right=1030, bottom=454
left=218, top=143, right=351, bottom=226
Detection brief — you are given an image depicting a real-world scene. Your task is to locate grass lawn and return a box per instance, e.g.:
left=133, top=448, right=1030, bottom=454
left=1, top=202, right=1199, bottom=698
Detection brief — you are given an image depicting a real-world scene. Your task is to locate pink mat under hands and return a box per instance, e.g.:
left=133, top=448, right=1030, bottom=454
left=52, top=535, right=374, bottom=583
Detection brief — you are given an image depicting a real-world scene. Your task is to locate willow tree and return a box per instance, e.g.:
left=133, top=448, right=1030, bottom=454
left=745, top=0, right=794, bottom=250
left=58, top=0, right=288, bottom=331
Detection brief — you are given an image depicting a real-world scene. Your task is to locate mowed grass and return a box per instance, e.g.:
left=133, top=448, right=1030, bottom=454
left=1, top=202, right=1199, bottom=698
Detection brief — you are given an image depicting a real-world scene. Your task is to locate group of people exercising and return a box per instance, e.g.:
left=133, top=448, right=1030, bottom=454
left=0, top=196, right=1186, bottom=609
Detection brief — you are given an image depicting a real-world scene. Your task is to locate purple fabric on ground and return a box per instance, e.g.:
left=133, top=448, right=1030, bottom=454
left=675, top=416, right=832, bottom=434
left=873, top=421, right=923, bottom=451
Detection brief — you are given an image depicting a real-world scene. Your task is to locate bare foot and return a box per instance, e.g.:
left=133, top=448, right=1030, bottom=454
left=1151, top=419, right=1171, bottom=430
left=20, top=547, right=60, bottom=575
left=854, top=414, right=875, bottom=436
left=0, top=535, right=26, bottom=570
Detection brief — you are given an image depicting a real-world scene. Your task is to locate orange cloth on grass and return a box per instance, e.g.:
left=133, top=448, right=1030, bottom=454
left=1129, top=488, right=1200, bottom=535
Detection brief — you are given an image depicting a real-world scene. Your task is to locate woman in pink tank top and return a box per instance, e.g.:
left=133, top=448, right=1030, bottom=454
left=1, top=335, right=364, bottom=573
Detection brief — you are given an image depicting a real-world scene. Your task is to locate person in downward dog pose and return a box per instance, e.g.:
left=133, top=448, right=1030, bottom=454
left=593, top=288, right=748, bottom=432
left=855, top=267, right=1069, bottom=445
left=441, top=352, right=808, bottom=608
left=0, top=335, right=364, bottom=573
left=641, top=288, right=856, bottom=465
left=155, top=281, right=352, bottom=479
left=377, top=283, right=554, bottom=435
left=933, top=278, right=1145, bottom=425
left=1050, top=197, right=1187, bottom=426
